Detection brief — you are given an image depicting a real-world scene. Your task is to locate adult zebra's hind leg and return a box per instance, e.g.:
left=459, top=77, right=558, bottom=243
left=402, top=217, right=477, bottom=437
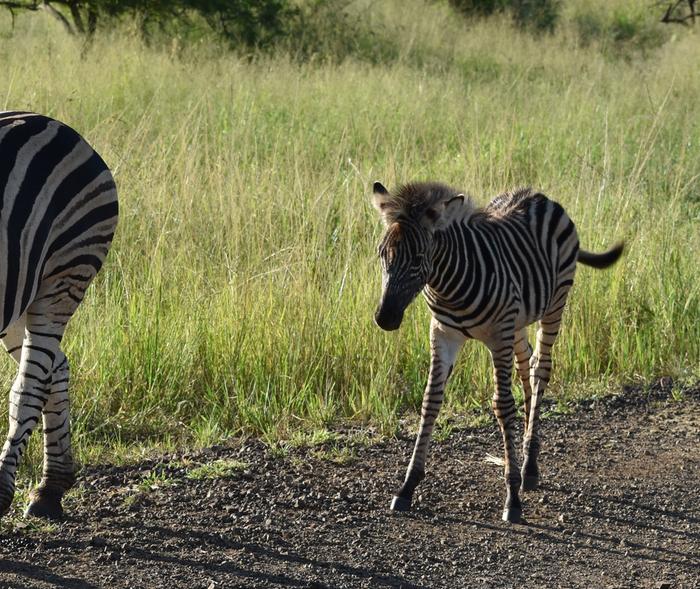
left=25, top=350, right=75, bottom=519
left=0, top=284, right=80, bottom=520
left=391, top=319, right=464, bottom=512
left=0, top=318, right=27, bottom=514
left=0, top=314, right=58, bottom=517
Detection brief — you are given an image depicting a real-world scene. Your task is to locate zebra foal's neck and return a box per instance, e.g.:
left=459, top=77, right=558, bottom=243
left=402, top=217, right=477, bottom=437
left=426, top=214, right=500, bottom=309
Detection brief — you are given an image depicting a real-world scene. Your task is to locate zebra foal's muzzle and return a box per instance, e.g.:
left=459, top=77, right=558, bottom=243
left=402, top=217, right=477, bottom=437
left=374, top=283, right=420, bottom=332
left=374, top=300, right=405, bottom=331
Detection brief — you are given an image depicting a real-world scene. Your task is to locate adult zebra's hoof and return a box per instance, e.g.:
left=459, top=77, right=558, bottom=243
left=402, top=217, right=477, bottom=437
left=521, top=474, right=539, bottom=492
left=25, top=489, right=64, bottom=520
left=390, top=495, right=412, bottom=512
left=502, top=505, right=523, bottom=524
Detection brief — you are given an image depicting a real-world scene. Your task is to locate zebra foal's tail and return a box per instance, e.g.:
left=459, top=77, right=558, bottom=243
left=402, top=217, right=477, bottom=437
left=577, top=242, right=625, bottom=269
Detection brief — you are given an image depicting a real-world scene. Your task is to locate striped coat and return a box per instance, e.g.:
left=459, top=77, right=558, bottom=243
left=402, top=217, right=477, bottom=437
left=0, top=111, right=118, bottom=519
left=371, top=181, right=622, bottom=523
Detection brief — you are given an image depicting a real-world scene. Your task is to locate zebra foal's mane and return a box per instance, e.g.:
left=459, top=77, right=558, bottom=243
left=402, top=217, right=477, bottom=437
left=374, top=181, right=477, bottom=228
left=484, top=186, right=537, bottom=217
left=374, top=182, right=543, bottom=230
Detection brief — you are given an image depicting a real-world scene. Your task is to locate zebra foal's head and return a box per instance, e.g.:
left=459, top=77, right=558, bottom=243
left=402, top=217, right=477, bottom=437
left=370, top=181, right=468, bottom=331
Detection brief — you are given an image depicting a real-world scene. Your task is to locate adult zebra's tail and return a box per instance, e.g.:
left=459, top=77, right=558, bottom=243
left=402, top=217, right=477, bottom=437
left=578, top=242, right=625, bottom=269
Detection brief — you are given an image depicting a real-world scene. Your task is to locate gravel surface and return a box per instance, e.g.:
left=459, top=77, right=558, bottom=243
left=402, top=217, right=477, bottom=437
left=1, top=381, right=698, bottom=589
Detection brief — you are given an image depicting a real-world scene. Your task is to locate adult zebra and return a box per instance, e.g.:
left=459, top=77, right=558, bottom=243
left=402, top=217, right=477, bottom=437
left=370, top=181, right=622, bottom=523
left=0, top=111, right=118, bottom=519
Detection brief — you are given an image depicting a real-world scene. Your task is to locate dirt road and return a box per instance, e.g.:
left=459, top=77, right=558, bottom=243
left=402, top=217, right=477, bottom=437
left=1, top=382, right=698, bottom=588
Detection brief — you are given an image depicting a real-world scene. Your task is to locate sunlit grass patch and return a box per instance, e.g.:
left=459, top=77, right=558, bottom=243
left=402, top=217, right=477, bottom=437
left=185, top=459, right=248, bottom=480
left=0, top=485, right=59, bottom=536
left=310, top=446, right=358, bottom=465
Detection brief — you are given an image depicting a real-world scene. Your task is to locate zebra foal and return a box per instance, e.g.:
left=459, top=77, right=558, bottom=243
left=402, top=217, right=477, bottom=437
left=371, top=181, right=622, bottom=523
left=0, top=112, right=118, bottom=519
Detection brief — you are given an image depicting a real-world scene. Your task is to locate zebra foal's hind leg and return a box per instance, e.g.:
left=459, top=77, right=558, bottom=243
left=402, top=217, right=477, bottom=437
left=391, top=319, right=464, bottom=511
left=521, top=303, right=567, bottom=492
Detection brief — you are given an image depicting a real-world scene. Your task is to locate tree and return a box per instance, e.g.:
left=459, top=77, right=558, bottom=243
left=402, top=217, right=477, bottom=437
left=0, top=0, right=293, bottom=48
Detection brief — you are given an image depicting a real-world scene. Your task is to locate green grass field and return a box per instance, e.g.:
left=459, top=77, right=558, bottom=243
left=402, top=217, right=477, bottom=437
left=0, top=0, right=699, bottom=477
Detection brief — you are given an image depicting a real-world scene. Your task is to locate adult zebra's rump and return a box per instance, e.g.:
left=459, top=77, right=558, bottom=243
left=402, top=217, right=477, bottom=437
left=370, top=181, right=623, bottom=523
left=0, top=112, right=118, bottom=519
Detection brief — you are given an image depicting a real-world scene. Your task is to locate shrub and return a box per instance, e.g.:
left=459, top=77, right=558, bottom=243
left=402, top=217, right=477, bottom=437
left=572, top=5, right=669, bottom=58
left=447, top=0, right=561, bottom=32
left=283, top=0, right=399, bottom=64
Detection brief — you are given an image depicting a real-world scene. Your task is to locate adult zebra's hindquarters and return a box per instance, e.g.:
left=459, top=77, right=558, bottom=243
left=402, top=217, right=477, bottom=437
left=370, top=180, right=623, bottom=523
left=0, top=112, right=118, bottom=520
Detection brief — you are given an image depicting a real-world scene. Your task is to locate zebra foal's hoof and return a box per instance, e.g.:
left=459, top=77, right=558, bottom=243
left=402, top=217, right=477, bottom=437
left=390, top=495, right=412, bottom=512
left=521, top=474, right=539, bottom=492
left=25, top=489, right=64, bottom=520
left=0, top=502, right=11, bottom=519
left=0, top=489, right=14, bottom=518
left=502, top=505, right=523, bottom=524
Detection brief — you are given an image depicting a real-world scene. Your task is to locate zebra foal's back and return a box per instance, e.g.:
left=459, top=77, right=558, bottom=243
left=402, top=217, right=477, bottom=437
left=0, top=111, right=118, bottom=519
left=479, top=188, right=579, bottom=327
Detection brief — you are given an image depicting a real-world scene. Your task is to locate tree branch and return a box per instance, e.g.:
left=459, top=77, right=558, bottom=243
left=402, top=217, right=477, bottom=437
left=660, top=0, right=699, bottom=25
left=40, top=1, right=75, bottom=35
left=0, top=1, right=41, bottom=10
left=0, top=1, right=81, bottom=35
left=65, top=0, right=84, bottom=34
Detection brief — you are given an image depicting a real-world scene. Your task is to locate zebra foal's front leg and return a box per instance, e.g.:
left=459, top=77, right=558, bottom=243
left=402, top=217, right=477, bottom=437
left=513, top=328, right=534, bottom=434
left=488, top=333, right=523, bottom=523
left=391, top=319, right=464, bottom=511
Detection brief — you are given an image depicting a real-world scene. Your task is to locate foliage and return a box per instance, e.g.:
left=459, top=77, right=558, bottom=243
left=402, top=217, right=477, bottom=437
left=0, top=0, right=294, bottom=48
left=571, top=3, right=669, bottom=57
left=0, top=0, right=688, bottom=57
left=282, top=0, right=399, bottom=63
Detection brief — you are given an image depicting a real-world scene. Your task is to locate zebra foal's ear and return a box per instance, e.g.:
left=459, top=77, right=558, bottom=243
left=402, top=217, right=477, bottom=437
left=426, top=194, right=465, bottom=230
left=371, top=181, right=392, bottom=220
left=373, top=181, right=389, bottom=196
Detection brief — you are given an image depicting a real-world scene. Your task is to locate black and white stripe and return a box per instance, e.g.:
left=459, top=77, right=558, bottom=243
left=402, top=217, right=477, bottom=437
left=371, top=181, right=622, bottom=523
left=0, top=111, right=118, bottom=519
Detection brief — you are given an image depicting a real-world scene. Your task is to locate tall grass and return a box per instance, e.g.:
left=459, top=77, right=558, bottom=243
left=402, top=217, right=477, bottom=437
left=0, top=1, right=698, bottom=471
